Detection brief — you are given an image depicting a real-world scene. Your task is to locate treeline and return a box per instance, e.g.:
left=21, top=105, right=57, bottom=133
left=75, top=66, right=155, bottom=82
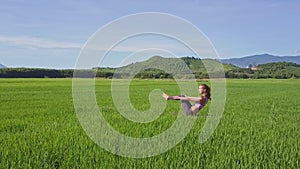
left=0, top=68, right=115, bottom=78
left=0, top=68, right=73, bottom=78
left=0, top=67, right=209, bottom=79
left=225, top=62, right=300, bottom=79
left=0, top=68, right=222, bottom=79
left=1, top=61, right=300, bottom=79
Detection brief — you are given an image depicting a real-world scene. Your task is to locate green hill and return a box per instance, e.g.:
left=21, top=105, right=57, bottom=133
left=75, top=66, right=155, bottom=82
left=114, top=56, right=235, bottom=79
left=225, top=62, right=300, bottom=79
left=254, top=62, right=300, bottom=79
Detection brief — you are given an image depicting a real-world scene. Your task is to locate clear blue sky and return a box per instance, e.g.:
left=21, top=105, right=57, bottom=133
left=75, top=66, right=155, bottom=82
left=0, top=0, right=299, bottom=68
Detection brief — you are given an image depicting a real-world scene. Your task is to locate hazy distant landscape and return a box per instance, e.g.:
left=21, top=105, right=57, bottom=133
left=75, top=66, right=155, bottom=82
left=0, top=64, right=7, bottom=68
left=221, top=53, right=300, bottom=68
left=1, top=54, right=300, bottom=79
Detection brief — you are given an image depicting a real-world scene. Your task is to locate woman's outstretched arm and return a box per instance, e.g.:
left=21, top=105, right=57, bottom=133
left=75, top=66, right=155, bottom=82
left=163, top=93, right=200, bottom=102
left=177, top=96, right=201, bottom=102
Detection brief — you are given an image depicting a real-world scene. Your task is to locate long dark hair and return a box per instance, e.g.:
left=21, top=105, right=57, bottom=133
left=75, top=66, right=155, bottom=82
left=201, top=84, right=211, bottom=100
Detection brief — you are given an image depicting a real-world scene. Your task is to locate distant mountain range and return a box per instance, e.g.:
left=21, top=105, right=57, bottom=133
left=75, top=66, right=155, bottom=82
left=112, top=55, right=300, bottom=79
left=118, top=54, right=300, bottom=72
left=221, top=54, right=300, bottom=68
left=1, top=55, right=300, bottom=79
left=0, top=64, right=6, bottom=68
left=1, top=53, right=300, bottom=70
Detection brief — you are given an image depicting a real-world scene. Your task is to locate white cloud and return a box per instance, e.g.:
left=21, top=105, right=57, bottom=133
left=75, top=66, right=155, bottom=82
left=0, top=35, right=82, bottom=49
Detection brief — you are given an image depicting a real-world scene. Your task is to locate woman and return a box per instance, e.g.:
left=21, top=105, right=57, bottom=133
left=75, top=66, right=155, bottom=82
left=162, top=84, right=211, bottom=116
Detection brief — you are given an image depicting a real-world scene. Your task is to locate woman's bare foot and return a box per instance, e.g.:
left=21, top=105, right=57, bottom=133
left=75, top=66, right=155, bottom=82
left=162, top=93, right=169, bottom=100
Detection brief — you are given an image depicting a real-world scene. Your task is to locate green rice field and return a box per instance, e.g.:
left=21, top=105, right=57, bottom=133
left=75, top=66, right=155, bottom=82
left=0, top=78, right=299, bottom=168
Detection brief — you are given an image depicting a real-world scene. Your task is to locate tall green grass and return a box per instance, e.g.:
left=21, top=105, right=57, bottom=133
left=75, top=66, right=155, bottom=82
left=0, top=78, right=299, bottom=168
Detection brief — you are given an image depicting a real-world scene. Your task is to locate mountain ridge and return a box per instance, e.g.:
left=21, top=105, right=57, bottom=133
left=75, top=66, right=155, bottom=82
left=221, top=53, right=300, bottom=68
left=0, top=64, right=7, bottom=68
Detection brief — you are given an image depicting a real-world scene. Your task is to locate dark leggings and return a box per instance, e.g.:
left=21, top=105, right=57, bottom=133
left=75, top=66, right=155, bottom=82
left=168, top=95, right=194, bottom=115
